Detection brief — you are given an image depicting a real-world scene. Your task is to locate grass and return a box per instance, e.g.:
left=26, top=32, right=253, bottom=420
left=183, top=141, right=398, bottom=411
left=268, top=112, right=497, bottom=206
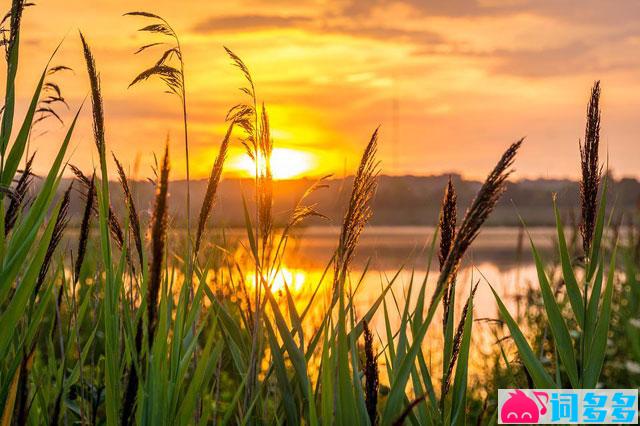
left=0, top=2, right=638, bottom=425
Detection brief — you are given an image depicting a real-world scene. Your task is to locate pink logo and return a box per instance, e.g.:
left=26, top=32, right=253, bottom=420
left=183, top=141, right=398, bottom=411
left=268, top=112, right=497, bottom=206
left=500, top=390, right=548, bottom=423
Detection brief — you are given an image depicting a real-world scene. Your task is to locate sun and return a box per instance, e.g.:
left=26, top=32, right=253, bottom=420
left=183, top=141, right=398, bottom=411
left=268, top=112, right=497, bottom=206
left=230, top=148, right=316, bottom=180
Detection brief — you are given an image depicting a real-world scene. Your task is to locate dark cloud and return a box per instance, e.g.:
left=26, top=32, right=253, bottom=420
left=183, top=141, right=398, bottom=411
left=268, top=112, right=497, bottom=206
left=321, top=23, right=443, bottom=45
left=340, top=0, right=488, bottom=18
left=341, top=0, right=640, bottom=25
left=491, top=41, right=640, bottom=78
left=193, top=14, right=312, bottom=32
left=192, top=13, right=443, bottom=46
left=492, top=42, right=596, bottom=78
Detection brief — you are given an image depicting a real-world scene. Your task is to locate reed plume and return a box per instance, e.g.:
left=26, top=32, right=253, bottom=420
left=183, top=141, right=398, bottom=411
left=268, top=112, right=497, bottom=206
left=13, top=346, right=35, bottom=426
left=70, top=164, right=127, bottom=253
left=34, top=183, right=71, bottom=295
left=224, top=47, right=257, bottom=163
left=194, top=122, right=234, bottom=256
left=79, top=32, right=105, bottom=155
left=363, top=319, right=379, bottom=426
left=333, top=128, right=379, bottom=297
left=126, top=11, right=192, bottom=279
left=74, top=171, right=95, bottom=283
left=258, top=105, right=273, bottom=255
left=1, top=0, right=26, bottom=59
left=4, top=152, right=33, bottom=235
left=579, top=81, right=601, bottom=256
left=107, top=208, right=125, bottom=251
left=441, top=282, right=479, bottom=398
left=224, top=47, right=270, bottom=414
left=121, top=144, right=170, bottom=425
left=113, top=153, right=143, bottom=267
left=285, top=176, right=330, bottom=230
left=32, top=65, right=71, bottom=128
left=429, top=139, right=522, bottom=315
left=439, top=177, right=457, bottom=330
left=148, top=142, right=170, bottom=345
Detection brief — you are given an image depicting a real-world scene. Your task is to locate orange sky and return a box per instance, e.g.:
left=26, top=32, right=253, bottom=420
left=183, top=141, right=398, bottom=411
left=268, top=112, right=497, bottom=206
left=6, top=0, right=640, bottom=180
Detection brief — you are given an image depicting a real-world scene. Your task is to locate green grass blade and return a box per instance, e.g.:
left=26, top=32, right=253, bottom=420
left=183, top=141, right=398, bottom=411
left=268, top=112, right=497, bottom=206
left=583, top=245, right=616, bottom=388
left=586, top=176, right=607, bottom=281
left=1, top=33, right=20, bottom=154
left=0, top=201, right=59, bottom=352
left=552, top=197, right=584, bottom=327
left=265, top=287, right=314, bottom=419
left=450, top=291, right=474, bottom=426
left=529, top=236, right=579, bottom=387
left=584, top=259, right=604, bottom=351
left=1, top=67, right=45, bottom=185
left=320, top=321, right=334, bottom=424
left=489, top=284, right=556, bottom=388
left=265, top=318, right=299, bottom=426
left=0, top=105, right=81, bottom=297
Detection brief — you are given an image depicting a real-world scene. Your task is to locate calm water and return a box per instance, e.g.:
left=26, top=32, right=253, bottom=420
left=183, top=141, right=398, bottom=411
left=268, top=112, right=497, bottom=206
left=220, top=226, right=557, bottom=322
left=232, top=225, right=557, bottom=380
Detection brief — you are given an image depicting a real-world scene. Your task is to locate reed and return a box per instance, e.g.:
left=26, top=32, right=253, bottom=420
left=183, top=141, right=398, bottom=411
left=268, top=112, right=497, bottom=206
left=113, top=153, right=144, bottom=268
left=579, top=80, right=601, bottom=257
left=362, top=319, right=379, bottom=426
left=34, top=183, right=71, bottom=294
left=430, top=139, right=522, bottom=317
left=439, top=177, right=457, bottom=331
left=148, top=142, right=170, bottom=345
left=442, top=282, right=479, bottom=398
left=333, top=128, right=379, bottom=297
left=194, top=122, right=234, bottom=256
left=2, top=4, right=635, bottom=425
left=73, top=170, right=95, bottom=283
left=490, top=84, right=613, bottom=393
left=70, top=164, right=128, bottom=258
left=4, top=152, right=33, bottom=235
left=125, top=11, right=192, bottom=283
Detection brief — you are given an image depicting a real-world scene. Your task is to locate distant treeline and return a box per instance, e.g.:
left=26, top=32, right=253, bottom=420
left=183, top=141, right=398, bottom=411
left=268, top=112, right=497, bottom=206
left=52, top=173, right=639, bottom=227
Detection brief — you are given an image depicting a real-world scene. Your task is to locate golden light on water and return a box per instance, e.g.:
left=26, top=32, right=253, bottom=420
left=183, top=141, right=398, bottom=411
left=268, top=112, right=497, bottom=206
left=230, top=148, right=317, bottom=180
left=246, top=266, right=308, bottom=292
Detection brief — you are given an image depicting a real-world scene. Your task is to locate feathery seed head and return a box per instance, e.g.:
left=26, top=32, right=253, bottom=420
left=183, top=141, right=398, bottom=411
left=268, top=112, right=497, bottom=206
left=579, top=81, right=601, bottom=255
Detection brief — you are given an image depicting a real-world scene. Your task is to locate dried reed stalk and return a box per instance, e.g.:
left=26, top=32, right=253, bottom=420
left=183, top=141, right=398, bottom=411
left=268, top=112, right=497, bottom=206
left=363, top=319, right=379, bottom=425
left=148, top=142, right=170, bottom=345
left=194, top=122, right=234, bottom=256
left=34, top=183, right=71, bottom=295
left=579, top=81, right=601, bottom=256
left=441, top=282, right=479, bottom=398
left=429, top=139, right=522, bottom=315
left=333, top=128, right=379, bottom=297
left=74, top=171, right=95, bottom=283
left=113, top=153, right=144, bottom=267
left=439, top=177, right=457, bottom=331
left=4, top=153, right=34, bottom=235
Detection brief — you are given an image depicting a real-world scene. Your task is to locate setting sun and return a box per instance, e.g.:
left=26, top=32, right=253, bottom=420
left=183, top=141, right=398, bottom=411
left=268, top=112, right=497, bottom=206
left=230, top=148, right=317, bottom=179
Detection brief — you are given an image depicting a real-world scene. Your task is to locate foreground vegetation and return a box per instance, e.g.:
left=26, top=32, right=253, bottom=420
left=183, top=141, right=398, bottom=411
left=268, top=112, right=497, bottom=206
left=1, top=1, right=638, bottom=424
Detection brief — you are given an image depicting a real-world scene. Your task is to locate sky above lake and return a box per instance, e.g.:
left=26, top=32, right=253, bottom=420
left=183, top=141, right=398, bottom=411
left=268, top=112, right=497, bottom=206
left=9, top=0, right=640, bottom=180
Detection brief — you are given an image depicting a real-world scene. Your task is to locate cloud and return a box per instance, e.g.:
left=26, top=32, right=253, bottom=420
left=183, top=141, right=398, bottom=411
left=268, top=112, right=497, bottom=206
left=193, top=14, right=312, bottom=32
left=192, top=13, right=443, bottom=47
left=491, top=42, right=598, bottom=78
left=340, top=0, right=640, bottom=24
left=340, top=0, right=489, bottom=18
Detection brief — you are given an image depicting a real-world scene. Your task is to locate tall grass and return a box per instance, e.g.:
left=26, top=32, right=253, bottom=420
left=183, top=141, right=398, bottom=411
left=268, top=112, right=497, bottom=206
left=490, top=81, right=614, bottom=390
left=0, top=3, right=636, bottom=426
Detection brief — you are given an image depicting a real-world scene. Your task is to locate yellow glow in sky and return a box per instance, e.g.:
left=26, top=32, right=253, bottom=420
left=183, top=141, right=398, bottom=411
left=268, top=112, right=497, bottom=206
left=12, top=0, right=640, bottom=179
left=229, top=148, right=317, bottom=179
